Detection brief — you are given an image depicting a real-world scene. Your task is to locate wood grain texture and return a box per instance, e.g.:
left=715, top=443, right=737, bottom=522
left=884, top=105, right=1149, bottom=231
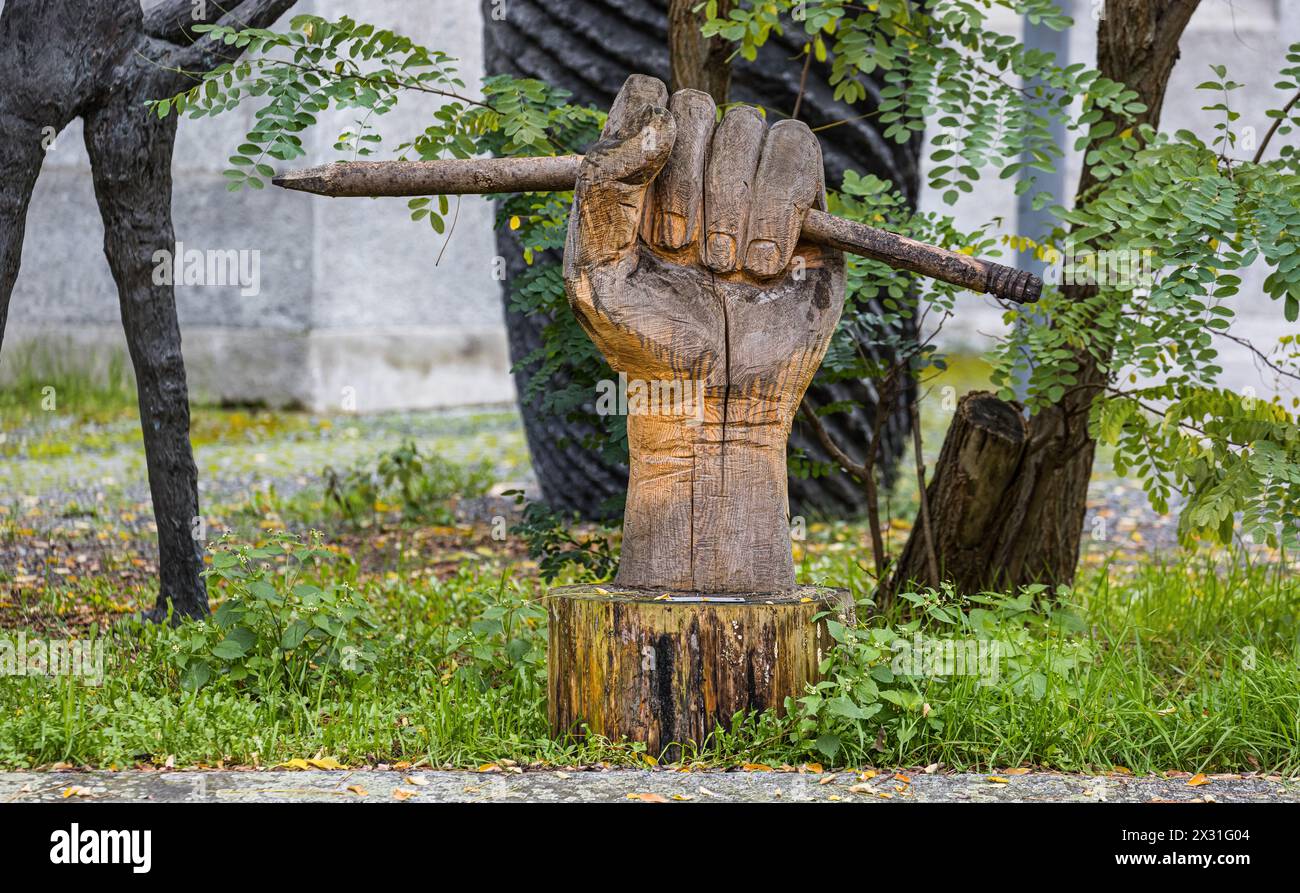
left=563, top=75, right=845, bottom=592
left=548, top=584, right=852, bottom=758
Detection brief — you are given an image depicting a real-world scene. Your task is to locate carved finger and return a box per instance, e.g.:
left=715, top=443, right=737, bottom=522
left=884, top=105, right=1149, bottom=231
left=650, top=89, right=716, bottom=251
left=569, top=75, right=674, bottom=270
left=702, top=105, right=765, bottom=273
left=742, top=119, right=825, bottom=279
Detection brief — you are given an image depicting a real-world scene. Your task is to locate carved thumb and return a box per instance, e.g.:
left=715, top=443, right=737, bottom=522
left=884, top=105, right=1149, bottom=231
left=583, top=105, right=676, bottom=188
left=568, top=107, right=676, bottom=269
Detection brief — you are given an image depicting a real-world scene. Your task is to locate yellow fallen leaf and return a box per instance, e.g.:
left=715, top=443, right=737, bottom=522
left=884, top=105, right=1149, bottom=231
left=670, top=794, right=693, bottom=801
left=1004, top=768, right=1031, bottom=775
left=988, top=776, right=1010, bottom=784
left=860, top=770, right=878, bottom=780
left=642, top=754, right=658, bottom=767
left=279, top=759, right=312, bottom=770
left=894, top=773, right=911, bottom=783
left=392, top=788, right=416, bottom=801
left=1111, top=765, right=1132, bottom=775
left=346, top=785, right=368, bottom=796
left=307, top=757, right=346, bottom=770
left=1187, top=774, right=1210, bottom=787
left=62, top=786, right=91, bottom=799
left=742, top=762, right=773, bottom=772
left=477, top=763, right=500, bottom=773
left=627, top=792, right=670, bottom=803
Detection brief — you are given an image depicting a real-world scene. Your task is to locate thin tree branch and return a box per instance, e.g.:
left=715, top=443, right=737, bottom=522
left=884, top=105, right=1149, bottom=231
left=1252, top=86, right=1300, bottom=164
left=909, top=399, right=939, bottom=585
left=791, top=44, right=812, bottom=121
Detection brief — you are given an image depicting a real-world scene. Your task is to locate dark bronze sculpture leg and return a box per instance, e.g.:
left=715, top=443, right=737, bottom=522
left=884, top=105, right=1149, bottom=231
left=0, top=110, right=50, bottom=349
left=84, top=101, right=206, bottom=620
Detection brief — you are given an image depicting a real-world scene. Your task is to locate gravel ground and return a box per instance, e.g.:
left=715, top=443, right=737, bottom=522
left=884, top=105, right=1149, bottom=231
left=4, top=404, right=1189, bottom=554
left=3, top=769, right=1296, bottom=803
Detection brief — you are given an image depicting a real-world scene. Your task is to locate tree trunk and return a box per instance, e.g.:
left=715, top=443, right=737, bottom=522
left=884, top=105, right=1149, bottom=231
left=0, top=0, right=297, bottom=620
left=482, top=0, right=920, bottom=520
left=892, top=392, right=1031, bottom=592
left=667, top=0, right=732, bottom=102
left=893, top=0, right=1201, bottom=595
left=548, top=584, right=852, bottom=759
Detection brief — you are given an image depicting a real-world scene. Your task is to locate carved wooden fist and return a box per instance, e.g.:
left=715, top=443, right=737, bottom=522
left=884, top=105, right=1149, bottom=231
left=564, top=74, right=846, bottom=593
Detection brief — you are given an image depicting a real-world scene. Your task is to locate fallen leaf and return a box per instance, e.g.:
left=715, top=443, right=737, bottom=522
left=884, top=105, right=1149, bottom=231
left=894, top=773, right=911, bottom=783
left=627, top=792, right=670, bottom=803
left=346, top=785, right=368, bottom=796
left=641, top=754, right=658, bottom=767
left=847, top=784, right=873, bottom=794
left=477, top=763, right=500, bottom=773
left=988, top=776, right=1010, bottom=784
left=393, top=788, right=416, bottom=801
left=670, top=794, right=693, bottom=801
left=1004, top=768, right=1031, bottom=776
left=1111, top=765, right=1132, bottom=775
left=1187, top=774, right=1210, bottom=787
left=404, top=775, right=429, bottom=787
left=742, top=762, right=773, bottom=772
left=819, top=774, right=838, bottom=785
left=62, top=786, right=91, bottom=799
left=307, top=757, right=346, bottom=770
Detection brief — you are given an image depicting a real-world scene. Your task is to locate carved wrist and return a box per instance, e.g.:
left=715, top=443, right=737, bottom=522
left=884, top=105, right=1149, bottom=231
left=615, top=400, right=796, bottom=593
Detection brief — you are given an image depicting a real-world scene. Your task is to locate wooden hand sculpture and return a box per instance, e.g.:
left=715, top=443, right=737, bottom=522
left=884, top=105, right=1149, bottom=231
left=564, top=74, right=845, bottom=593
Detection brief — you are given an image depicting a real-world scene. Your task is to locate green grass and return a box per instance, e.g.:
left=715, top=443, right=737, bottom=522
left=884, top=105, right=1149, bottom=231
left=1, top=357, right=1295, bottom=774
left=1, top=535, right=1295, bottom=774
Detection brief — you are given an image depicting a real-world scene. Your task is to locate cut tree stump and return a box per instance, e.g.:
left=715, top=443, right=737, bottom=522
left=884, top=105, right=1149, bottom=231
left=548, top=585, right=852, bottom=759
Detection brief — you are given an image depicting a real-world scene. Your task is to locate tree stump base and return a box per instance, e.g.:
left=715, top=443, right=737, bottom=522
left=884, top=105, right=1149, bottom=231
left=548, top=584, right=852, bottom=759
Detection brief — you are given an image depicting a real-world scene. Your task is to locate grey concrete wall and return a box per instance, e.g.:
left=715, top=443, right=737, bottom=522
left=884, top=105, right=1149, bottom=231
left=2, top=0, right=511, bottom=412
left=926, top=0, right=1300, bottom=401
left=4, top=0, right=1296, bottom=409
